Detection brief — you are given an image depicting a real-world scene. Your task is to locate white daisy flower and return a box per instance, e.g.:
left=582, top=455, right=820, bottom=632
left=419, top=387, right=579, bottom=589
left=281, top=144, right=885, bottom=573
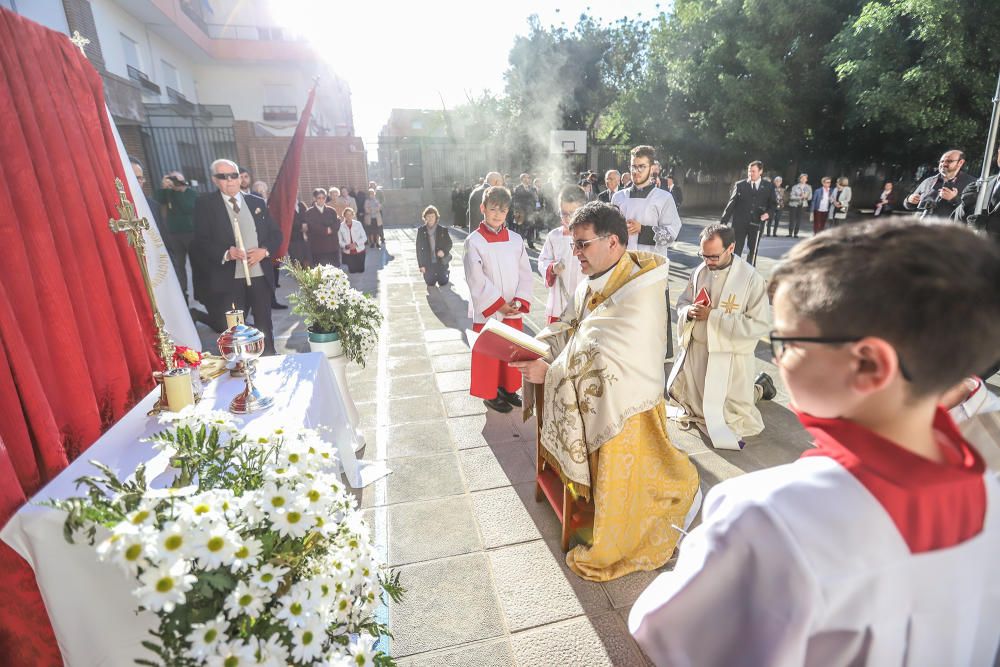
left=348, top=633, right=378, bottom=667
left=206, top=639, right=256, bottom=667
left=270, top=500, right=314, bottom=539
left=224, top=580, right=268, bottom=619
left=156, top=521, right=193, bottom=563
left=290, top=618, right=328, bottom=663
left=229, top=535, right=263, bottom=572
left=123, top=502, right=159, bottom=528
left=274, top=587, right=316, bottom=628
left=97, top=526, right=157, bottom=574
left=257, top=482, right=291, bottom=518
left=191, top=525, right=240, bottom=569
left=177, top=493, right=225, bottom=527
left=134, top=559, right=196, bottom=613
left=185, top=615, right=228, bottom=660
left=251, top=563, right=289, bottom=593
left=252, top=634, right=290, bottom=667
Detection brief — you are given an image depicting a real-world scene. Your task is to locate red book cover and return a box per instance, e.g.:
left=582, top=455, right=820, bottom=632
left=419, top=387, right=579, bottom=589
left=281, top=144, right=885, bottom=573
left=472, top=319, right=549, bottom=362
left=694, top=286, right=712, bottom=307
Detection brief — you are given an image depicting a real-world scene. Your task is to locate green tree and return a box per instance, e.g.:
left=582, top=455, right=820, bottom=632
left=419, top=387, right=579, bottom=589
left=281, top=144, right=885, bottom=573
left=827, top=0, right=1000, bottom=168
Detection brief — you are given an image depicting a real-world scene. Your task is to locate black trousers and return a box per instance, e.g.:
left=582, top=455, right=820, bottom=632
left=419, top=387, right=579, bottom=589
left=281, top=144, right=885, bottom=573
left=208, top=275, right=276, bottom=354
left=165, top=231, right=194, bottom=301
left=788, top=206, right=806, bottom=236
left=733, top=222, right=760, bottom=259
left=423, top=262, right=450, bottom=286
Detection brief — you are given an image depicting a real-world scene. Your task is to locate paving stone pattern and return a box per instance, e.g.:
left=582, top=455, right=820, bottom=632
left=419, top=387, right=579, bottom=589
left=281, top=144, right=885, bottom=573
left=192, top=217, right=993, bottom=665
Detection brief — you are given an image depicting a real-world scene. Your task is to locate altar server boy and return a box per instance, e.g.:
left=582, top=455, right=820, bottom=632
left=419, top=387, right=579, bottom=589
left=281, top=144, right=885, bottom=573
left=630, top=219, right=1000, bottom=667
left=464, top=186, right=534, bottom=413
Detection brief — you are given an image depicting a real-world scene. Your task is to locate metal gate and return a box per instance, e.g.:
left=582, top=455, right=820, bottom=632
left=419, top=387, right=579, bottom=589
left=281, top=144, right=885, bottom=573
left=141, top=104, right=238, bottom=193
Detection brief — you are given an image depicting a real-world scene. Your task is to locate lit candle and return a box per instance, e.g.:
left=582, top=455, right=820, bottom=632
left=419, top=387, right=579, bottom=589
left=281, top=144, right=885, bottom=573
left=163, top=368, right=194, bottom=412
left=225, top=308, right=245, bottom=329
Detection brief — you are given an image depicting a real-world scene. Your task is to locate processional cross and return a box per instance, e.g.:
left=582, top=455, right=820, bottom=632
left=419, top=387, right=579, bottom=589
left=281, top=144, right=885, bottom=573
left=69, top=31, right=90, bottom=57
left=108, top=177, right=176, bottom=371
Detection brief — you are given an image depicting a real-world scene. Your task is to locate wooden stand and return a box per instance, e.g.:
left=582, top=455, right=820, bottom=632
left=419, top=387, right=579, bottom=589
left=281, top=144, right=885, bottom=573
left=532, top=386, right=596, bottom=551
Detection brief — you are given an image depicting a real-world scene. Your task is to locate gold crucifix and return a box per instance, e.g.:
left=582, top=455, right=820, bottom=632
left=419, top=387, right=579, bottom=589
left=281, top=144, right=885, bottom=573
left=69, top=31, right=90, bottom=57
left=108, top=178, right=177, bottom=375
left=721, top=294, right=740, bottom=314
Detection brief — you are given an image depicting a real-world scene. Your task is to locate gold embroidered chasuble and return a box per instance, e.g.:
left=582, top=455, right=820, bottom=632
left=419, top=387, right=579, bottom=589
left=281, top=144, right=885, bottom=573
left=525, top=251, right=700, bottom=580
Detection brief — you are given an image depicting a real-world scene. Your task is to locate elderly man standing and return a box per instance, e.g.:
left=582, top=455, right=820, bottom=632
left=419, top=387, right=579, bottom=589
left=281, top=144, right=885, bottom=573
left=597, top=170, right=620, bottom=203
left=514, top=201, right=700, bottom=581
left=667, top=224, right=774, bottom=450
left=904, top=149, right=974, bottom=220
left=192, top=159, right=282, bottom=353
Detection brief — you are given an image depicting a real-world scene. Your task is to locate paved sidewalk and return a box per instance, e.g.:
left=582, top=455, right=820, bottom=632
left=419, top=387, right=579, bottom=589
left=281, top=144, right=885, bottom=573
left=189, top=219, right=994, bottom=665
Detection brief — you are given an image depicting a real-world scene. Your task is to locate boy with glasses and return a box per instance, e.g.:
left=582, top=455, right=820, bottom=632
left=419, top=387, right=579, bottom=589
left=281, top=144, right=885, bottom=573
left=667, top=224, right=774, bottom=450
left=631, top=219, right=1000, bottom=666
left=464, top=186, right=534, bottom=413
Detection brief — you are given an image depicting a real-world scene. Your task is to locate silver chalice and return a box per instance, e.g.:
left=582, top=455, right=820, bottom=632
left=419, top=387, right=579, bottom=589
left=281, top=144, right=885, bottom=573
left=217, top=324, right=273, bottom=414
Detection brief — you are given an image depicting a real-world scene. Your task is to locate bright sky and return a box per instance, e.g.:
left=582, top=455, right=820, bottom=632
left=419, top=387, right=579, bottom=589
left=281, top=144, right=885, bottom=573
left=269, top=0, right=665, bottom=142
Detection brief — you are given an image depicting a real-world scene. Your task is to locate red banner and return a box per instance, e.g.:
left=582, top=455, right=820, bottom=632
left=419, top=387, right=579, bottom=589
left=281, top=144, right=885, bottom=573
left=270, top=85, right=317, bottom=259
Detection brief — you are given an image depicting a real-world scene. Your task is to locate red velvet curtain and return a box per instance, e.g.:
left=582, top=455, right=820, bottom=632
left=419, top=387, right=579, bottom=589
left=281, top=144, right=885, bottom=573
left=0, top=8, right=161, bottom=665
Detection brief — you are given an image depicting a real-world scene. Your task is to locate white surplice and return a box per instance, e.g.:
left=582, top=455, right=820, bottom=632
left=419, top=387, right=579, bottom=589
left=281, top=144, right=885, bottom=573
left=667, top=255, right=770, bottom=449
left=537, top=225, right=586, bottom=320
left=629, top=456, right=1000, bottom=667
left=610, top=186, right=682, bottom=256
left=463, top=224, right=534, bottom=324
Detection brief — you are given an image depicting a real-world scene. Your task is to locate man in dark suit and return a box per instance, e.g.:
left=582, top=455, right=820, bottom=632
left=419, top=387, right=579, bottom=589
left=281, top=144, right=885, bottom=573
left=598, top=169, right=620, bottom=203
left=468, top=172, right=503, bottom=228
left=666, top=175, right=683, bottom=210
left=955, top=146, right=1000, bottom=243
left=720, top=160, right=777, bottom=260
left=192, top=158, right=283, bottom=354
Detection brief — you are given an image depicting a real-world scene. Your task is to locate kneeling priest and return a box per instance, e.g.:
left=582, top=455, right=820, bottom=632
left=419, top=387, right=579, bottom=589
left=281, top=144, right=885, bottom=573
left=513, top=201, right=700, bottom=582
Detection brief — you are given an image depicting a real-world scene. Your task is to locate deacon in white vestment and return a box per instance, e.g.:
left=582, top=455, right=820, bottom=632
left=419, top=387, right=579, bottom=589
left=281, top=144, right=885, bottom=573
left=464, top=186, right=534, bottom=412
left=667, top=224, right=772, bottom=450
left=537, top=184, right=588, bottom=323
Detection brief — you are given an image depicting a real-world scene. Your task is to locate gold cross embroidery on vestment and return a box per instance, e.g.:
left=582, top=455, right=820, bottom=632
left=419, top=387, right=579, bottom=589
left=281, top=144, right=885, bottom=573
left=721, top=294, right=740, bottom=314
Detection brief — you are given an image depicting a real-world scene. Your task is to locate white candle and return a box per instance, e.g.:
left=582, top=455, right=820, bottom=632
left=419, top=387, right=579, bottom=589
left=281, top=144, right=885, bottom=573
left=163, top=368, right=194, bottom=412
left=230, top=214, right=253, bottom=286
left=225, top=309, right=245, bottom=329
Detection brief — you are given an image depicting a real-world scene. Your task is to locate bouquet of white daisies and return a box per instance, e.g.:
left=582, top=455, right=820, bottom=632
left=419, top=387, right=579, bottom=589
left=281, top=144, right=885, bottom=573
left=49, top=409, right=402, bottom=666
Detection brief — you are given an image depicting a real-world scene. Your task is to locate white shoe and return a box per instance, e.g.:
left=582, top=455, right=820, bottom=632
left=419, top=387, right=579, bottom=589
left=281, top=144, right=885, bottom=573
left=682, top=486, right=704, bottom=532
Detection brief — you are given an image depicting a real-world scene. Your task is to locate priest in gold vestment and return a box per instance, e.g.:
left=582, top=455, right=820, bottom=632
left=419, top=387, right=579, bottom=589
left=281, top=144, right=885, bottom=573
left=513, top=201, right=701, bottom=582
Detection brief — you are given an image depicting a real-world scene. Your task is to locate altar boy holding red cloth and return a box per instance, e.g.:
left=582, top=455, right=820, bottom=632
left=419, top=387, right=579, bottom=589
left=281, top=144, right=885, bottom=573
left=464, top=186, right=534, bottom=413
left=629, top=219, right=1000, bottom=666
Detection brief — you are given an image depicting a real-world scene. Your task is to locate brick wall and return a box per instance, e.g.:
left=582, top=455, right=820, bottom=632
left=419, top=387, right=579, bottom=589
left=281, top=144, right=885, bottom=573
left=118, top=124, right=154, bottom=197
left=61, top=0, right=106, bottom=71
left=235, top=122, right=368, bottom=203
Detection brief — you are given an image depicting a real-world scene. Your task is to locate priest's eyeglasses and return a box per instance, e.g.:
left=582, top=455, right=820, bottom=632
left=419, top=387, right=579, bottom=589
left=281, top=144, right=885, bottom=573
left=769, top=333, right=914, bottom=382
left=572, top=235, right=610, bottom=251
left=214, top=172, right=241, bottom=180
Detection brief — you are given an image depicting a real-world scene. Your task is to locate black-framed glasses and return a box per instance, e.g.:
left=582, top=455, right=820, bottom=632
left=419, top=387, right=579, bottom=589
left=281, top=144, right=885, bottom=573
left=697, top=250, right=731, bottom=261
left=629, top=163, right=651, bottom=172
left=769, top=332, right=913, bottom=382
left=572, top=235, right=609, bottom=251
left=214, top=172, right=240, bottom=180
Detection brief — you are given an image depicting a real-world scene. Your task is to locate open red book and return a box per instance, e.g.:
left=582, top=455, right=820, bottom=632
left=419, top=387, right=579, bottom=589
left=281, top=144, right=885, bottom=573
left=694, top=286, right=712, bottom=307
left=472, top=318, right=550, bottom=362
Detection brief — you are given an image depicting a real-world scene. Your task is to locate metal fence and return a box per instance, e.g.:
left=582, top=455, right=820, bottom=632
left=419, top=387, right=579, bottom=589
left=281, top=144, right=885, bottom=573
left=141, top=104, right=238, bottom=194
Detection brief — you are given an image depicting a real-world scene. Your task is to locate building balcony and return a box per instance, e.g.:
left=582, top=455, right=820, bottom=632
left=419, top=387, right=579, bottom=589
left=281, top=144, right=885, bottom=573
left=263, top=106, right=298, bottom=122
left=127, top=65, right=162, bottom=95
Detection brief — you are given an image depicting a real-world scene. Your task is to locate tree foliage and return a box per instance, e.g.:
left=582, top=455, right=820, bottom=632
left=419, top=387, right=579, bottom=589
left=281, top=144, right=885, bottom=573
left=453, top=1, right=1000, bottom=175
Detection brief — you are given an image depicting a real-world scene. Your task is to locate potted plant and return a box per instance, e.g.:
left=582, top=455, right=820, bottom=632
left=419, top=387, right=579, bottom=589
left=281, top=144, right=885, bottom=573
left=282, top=261, right=383, bottom=365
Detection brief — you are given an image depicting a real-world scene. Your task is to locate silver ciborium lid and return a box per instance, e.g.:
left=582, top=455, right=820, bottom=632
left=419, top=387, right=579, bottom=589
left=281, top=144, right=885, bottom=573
left=217, top=324, right=273, bottom=414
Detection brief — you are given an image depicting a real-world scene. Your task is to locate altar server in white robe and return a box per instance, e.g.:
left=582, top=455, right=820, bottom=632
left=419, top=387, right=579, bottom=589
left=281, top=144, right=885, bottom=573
left=464, top=186, right=534, bottom=413
left=537, top=185, right=588, bottom=323
left=631, top=220, right=1000, bottom=667
left=944, top=376, right=1000, bottom=472
left=667, top=223, right=774, bottom=450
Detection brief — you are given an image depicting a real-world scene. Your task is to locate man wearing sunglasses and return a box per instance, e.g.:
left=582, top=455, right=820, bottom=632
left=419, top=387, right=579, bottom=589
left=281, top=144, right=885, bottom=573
left=191, top=158, right=282, bottom=354
left=514, top=201, right=700, bottom=581
left=666, top=224, right=774, bottom=450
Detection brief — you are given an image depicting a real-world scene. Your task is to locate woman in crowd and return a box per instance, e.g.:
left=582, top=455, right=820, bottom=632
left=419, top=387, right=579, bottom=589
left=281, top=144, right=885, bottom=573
left=364, top=189, right=384, bottom=249
left=304, top=187, right=340, bottom=266
left=873, top=181, right=897, bottom=216
left=830, top=176, right=852, bottom=226
left=767, top=175, right=786, bottom=236
left=339, top=207, right=367, bottom=273
left=787, top=173, right=811, bottom=238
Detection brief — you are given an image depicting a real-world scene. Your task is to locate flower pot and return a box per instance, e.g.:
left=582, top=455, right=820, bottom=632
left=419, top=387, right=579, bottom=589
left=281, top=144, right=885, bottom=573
left=308, top=329, right=365, bottom=453
left=308, top=329, right=343, bottom=358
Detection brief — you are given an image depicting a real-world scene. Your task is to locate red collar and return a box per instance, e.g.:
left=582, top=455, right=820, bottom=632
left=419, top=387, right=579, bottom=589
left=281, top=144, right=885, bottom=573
left=798, top=407, right=986, bottom=552
left=477, top=222, right=509, bottom=242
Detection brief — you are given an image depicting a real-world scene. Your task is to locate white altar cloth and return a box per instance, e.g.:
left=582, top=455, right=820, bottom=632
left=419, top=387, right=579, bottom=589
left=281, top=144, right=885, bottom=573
left=0, top=352, right=388, bottom=667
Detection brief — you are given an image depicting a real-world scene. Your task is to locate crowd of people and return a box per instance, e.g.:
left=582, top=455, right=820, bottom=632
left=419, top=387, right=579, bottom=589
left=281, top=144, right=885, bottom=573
left=451, top=141, right=1000, bottom=664
left=130, top=155, right=390, bottom=356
